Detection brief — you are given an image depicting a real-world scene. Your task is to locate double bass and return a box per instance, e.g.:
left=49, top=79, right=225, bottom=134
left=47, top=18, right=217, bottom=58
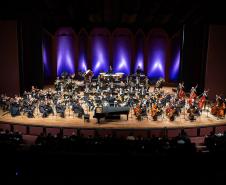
left=198, top=90, right=208, bottom=110
left=177, top=82, right=186, bottom=100
left=188, top=85, right=198, bottom=105
left=211, top=95, right=225, bottom=118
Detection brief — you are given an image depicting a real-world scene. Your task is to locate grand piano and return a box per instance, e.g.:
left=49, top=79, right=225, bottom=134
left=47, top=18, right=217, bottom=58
left=93, top=106, right=130, bottom=123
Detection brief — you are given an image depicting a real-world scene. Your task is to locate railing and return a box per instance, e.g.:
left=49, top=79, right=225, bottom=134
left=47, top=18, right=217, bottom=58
left=1, top=121, right=226, bottom=138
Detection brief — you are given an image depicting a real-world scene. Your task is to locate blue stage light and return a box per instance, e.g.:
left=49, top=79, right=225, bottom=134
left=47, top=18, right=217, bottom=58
left=42, top=41, right=51, bottom=78
left=57, top=35, right=75, bottom=76
left=148, top=48, right=165, bottom=79
left=113, top=40, right=131, bottom=75
left=170, top=49, right=180, bottom=81
left=135, top=51, right=144, bottom=72
left=92, top=38, right=109, bottom=76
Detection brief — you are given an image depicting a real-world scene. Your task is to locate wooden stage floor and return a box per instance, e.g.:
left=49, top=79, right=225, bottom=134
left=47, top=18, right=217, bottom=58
left=0, top=86, right=225, bottom=130
left=1, top=109, right=226, bottom=130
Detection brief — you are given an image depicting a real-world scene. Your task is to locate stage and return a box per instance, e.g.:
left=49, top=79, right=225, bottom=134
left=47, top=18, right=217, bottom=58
left=1, top=86, right=225, bottom=132
left=1, top=108, right=226, bottom=131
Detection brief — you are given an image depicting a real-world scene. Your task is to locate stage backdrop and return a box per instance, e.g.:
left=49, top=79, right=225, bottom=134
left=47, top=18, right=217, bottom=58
left=180, top=24, right=208, bottom=93
left=55, top=28, right=76, bottom=76
left=44, top=27, right=181, bottom=84
left=90, top=28, right=110, bottom=76
left=78, top=29, right=89, bottom=73
left=205, top=25, right=226, bottom=100
left=112, top=28, right=133, bottom=75
left=146, top=28, right=169, bottom=80
left=0, top=21, right=20, bottom=96
left=134, top=29, right=145, bottom=74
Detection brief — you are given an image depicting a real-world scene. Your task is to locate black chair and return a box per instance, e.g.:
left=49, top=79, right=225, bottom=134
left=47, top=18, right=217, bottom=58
left=84, top=114, right=90, bottom=122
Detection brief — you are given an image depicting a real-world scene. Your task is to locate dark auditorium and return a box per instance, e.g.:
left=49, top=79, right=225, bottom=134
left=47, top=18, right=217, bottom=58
left=0, top=0, right=226, bottom=184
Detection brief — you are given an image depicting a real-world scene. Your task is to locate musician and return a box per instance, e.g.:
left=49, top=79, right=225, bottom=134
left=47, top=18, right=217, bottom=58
left=107, top=94, right=115, bottom=106
left=39, top=100, right=54, bottom=118
left=54, top=77, right=61, bottom=91
left=23, top=100, right=36, bottom=118
left=141, top=104, right=147, bottom=117
left=135, top=76, right=140, bottom=88
left=71, top=101, right=84, bottom=117
left=177, top=82, right=185, bottom=100
left=56, top=100, right=66, bottom=118
left=136, top=65, right=143, bottom=75
left=10, top=95, right=21, bottom=117
left=145, top=77, right=149, bottom=90
left=154, top=78, right=165, bottom=91
left=61, top=71, right=68, bottom=79
left=187, top=100, right=198, bottom=121
left=177, top=82, right=184, bottom=91
left=107, top=65, right=113, bottom=74
left=84, top=69, right=93, bottom=83
left=188, top=86, right=197, bottom=105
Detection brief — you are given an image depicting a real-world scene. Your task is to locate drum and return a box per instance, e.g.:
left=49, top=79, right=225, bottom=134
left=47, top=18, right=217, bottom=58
left=102, top=101, right=109, bottom=107
left=103, top=74, right=110, bottom=79
left=115, top=72, right=124, bottom=79
left=99, top=73, right=105, bottom=79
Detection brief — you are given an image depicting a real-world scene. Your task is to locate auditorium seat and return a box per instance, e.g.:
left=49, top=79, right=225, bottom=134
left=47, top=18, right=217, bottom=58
left=114, top=130, right=132, bottom=139
left=167, top=129, right=181, bottom=138
left=0, top=123, right=10, bottom=130
left=63, top=128, right=77, bottom=136
left=132, top=130, right=148, bottom=138
left=215, top=125, right=226, bottom=134
left=96, top=129, right=112, bottom=137
left=200, top=127, right=213, bottom=136
left=22, top=135, right=37, bottom=145
left=150, top=129, right=165, bottom=137
left=80, top=129, right=95, bottom=137
left=13, top=124, right=27, bottom=134
left=30, top=126, right=43, bottom=136
left=46, top=127, right=61, bottom=135
left=184, top=128, right=198, bottom=137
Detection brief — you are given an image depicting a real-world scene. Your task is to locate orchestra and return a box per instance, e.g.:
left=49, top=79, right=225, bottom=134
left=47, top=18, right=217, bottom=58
left=0, top=66, right=225, bottom=122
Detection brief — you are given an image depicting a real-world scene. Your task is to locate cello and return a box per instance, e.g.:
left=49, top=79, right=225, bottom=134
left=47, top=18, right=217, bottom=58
left=134, top=104, right=142, bottom=118
left=166, top=107, right=176, bottom=121
left=150, top=104, right=159, bottom=121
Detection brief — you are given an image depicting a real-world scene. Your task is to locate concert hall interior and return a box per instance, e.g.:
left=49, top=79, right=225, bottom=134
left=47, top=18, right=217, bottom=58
left=0, top=0, right=226, bottom=184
